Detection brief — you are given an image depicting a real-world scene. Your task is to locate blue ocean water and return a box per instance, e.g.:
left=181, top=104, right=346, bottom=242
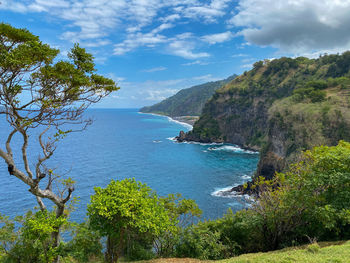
left=0, top=109, right=259, bottom=221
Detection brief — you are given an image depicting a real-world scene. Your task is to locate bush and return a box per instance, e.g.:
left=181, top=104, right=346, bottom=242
left=306, top=243, right=321, bottom=254
left=309, top=90, right=326, bottom=102
left=0, top=210, right=68, bottom=263
left=175, top=222, right=233, bottom=260
left=64, top=221, right=103, bottom=263
left=88, top=178, right=173, bottom=263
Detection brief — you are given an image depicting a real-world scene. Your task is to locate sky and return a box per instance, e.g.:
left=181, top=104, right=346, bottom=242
left=2, top=0, right=350, bottom=108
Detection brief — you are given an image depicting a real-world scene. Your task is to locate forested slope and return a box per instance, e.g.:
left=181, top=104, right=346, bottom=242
left=140, top=74, right=237, bottom=116
left=181, top=53, right=350, bottom=179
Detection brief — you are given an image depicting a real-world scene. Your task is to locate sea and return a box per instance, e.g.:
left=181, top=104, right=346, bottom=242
left=0, top=109, right=259, bottom=221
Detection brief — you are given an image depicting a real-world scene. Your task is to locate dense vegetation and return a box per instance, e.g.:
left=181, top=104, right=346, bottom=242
left=1, top=142, right=350, bottom=262
left=184, top=53, right=350, bottom=179
left=140, top=74, right=237, bottom=116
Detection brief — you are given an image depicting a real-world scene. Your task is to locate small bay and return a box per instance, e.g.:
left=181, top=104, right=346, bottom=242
left=0, top=109, right=259, bottom=221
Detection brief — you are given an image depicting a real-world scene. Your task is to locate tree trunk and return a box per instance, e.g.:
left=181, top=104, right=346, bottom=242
left=52, top=205, right=65, bottom=263
left=106, top=235, right=118, bottom=263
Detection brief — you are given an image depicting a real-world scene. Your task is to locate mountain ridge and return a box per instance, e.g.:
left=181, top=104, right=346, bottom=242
left=179, top=53, right=350, bottom=181
left=140, top=74, right=237, bottom=117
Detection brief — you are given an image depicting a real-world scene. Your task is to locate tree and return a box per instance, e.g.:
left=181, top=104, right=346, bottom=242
left=87, top=178, right=173, bottom=263
left=0, top=210, right=68, bottom=263
left=154, top=193, right=202, bottom=257
left=0, top=23, right=118, bottom=257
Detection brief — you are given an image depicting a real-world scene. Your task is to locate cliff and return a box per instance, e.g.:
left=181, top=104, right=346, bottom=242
left=180, top=52, right=350, bottom=180
left=140, top=74, right=237, bottom=117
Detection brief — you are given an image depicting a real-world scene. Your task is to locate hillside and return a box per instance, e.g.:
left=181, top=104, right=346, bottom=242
left=140, top=74, right=237, bottom=116
left=180, top=53, right=350, bottom=179
left=138, top=241, right=350, bottom=263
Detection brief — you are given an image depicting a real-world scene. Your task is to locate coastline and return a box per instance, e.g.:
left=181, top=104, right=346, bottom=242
left=138, top=111, right=197, bottom=130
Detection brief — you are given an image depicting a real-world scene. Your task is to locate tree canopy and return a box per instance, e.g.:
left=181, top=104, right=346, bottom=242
left=0, top=23, right=119, bottom=261
left=88, top=178, right=173, bottom=262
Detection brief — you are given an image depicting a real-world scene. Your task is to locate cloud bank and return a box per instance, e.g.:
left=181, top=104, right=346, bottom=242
left=230, top=0, right=350, bottom=54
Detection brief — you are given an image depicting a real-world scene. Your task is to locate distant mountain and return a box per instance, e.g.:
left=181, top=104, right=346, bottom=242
left=139, top=74, right=237, bottom=116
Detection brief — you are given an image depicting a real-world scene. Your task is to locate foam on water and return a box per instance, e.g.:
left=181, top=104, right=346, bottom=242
left=208, top=145, right=258, bottom=154
left=241, top=174, right=251, bottom=180
left=212, top=186, right=254, bottom=202
left=166, top=116, right=193, bottom=130
left=211, top=185, right=239, bottom=198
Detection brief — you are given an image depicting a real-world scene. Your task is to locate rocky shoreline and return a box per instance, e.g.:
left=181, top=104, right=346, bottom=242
left=175, top=129, right=260, bottom=196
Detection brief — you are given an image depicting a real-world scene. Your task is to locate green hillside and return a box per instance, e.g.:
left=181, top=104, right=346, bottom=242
left=140, top=74, right=237, bottom=116
left=182, top=52, right=350, bottom=179
left=139, top=241, right=350, bottom=263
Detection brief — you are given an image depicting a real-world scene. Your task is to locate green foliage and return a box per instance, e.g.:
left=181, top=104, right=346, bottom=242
left=305, top=80, right=328, bottom=90
left=64, top=221, right=103, bottom=263
left=88, top=178, right=173, bottom=262
left=176, top=221, right=235, bottom=260
left=216, top=241, right=350, bottom=263
left=190, top=113, right=222, bottom=142
left=252, top=141, right=350, bottom=250
left=154, top=194, right=202, bottom=258
left=190, top=51, right=350, bottom=151
left=175, top=142, right=350, bottom=260
left=140, top=74, right=237, bottom=116
left=292, top=87, right=326, bottom=103
left=0, top=210, right=68, bottom=263
left=306, top=243, right=321, bottom=254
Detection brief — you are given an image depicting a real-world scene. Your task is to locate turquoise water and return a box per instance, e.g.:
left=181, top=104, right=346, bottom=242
left=0, top=109, right=259, bottom=221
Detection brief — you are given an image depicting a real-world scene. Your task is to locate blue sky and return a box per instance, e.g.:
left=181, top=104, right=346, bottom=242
left=2, top=0, right=350, bottom=108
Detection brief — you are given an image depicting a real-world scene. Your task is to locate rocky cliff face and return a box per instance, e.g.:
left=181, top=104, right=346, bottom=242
left=180, top=53, right=350, bottom=183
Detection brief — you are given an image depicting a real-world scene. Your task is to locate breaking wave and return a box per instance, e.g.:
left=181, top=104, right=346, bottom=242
left=211, top=186, right=239, bottom=198
left=208, top=145, right=258, bottom=154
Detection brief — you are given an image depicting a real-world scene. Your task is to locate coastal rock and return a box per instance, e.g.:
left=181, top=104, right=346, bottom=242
left=180, top=54, right=350, bottom=188
left=176, top=130, right=186, bottom=142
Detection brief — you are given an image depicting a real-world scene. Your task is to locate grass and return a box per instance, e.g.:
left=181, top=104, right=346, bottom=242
left=216, top=241, right=350, bottom=263
left=137, top=241, right=350, bottom=263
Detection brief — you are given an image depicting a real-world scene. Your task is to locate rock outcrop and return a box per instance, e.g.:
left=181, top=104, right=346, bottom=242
left=180, top=53, right=350, bottom=190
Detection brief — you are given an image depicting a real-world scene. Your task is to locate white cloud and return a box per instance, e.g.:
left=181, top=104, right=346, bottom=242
left=160, top=14, right=181, bottom=23
left=201, top=31, right=234, bottom=44
left=182, top=60, right=209, bottom=66
left=1, top=0, right=235, bottom=59
left=241, top=63, right=253, bottom=69
left=114, top=28, right=209, bottom=59
left=114, top=30, right=168, bottom=55
left=192, top=74, right=218, bottom=81
left=142, top=88, right=179, bottom=101
left=181, top=0, right=232, bottom=23
left=232, top=53, right=248, bottom=58
left=230, top=0, right=350, bottom=54
left=168, top=40, right=210, bottom=59
left=142, top=66, right=167, bottom=73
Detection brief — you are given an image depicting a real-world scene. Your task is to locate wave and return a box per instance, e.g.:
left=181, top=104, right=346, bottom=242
left=166, top=137, right=224, bottom=146
left=208, top=145, right=258, bottom=154
left=211, top=186, right=253, bottom=201
left=152, top=140, right=162, bottom=143
left=241, top=174, right=252, bottom=180
left=211, top=185, right=239, bottom=198
left=138, top=112, right=193, bottom=130
left=166, top=116, right=193, bottom=130
left=179, top=140, right=224, bottom=146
